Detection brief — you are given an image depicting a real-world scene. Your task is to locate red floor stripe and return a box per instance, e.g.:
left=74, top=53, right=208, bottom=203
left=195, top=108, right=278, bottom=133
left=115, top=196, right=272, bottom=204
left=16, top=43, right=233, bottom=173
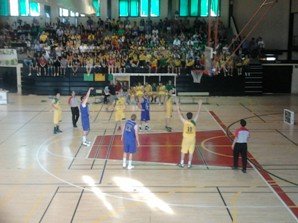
left=209, top=110, right=298, bottom=218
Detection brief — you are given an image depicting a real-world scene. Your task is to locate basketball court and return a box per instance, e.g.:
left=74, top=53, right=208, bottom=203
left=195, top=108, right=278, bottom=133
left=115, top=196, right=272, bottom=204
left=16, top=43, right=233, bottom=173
left=0, top=94, right=297, bottom=222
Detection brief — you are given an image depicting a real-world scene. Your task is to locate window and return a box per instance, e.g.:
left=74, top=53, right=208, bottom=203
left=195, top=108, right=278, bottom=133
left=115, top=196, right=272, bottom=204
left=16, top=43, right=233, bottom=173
left=0, top=0, right=10, bottom=16
left=29, top=1, right=40, bottom=16
left=59, top=8, right=69, bottom=17
left=179, top=0, right=220, bottom=17
left=200, top=0, right=208, bottom=16
left=179, top=0, right=188, bottom=17
left=119, top=0, right=129, bottom=16
left=130, top=0, right=138, bottom=16
left=60, top=7, right=83, bottom=17
left=190, top=0, right=199, bottom=16
left=44, top=5, right=51, bottom=18
left=119, top=0, right=159, bottom=17
left=92, top=0, right=100, bottom=16
left=150, top=0, right=159, bottom=17
left=210, top=0, right=220, bottom=16
left=140, top=0, right=148, bottom=17
left=70, top=11, right=79, bottom=17
left=10, top=0, right=19, bottom=16
left=5, top=0, right=40, bottom=16
left=19, top=0, right=29, bottom=16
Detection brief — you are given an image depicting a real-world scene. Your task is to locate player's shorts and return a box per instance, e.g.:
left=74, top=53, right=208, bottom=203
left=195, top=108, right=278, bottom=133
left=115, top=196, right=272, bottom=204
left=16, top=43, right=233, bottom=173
left=82, top=118, right=90, bottom=131
left=141, top=110, right=150, bottom=121
left=181, top=137, right=196, bottom=154
left=53, top=110, right=62, bottom=125
left=158, top=92, right=166, bottom=96
left=166, top=109, right=172, bottom=118
left=115, top=111, right=125, bottom=122
left=109, top=95, right=116, bottom=103
left=124, top=141, right=136, bottom=153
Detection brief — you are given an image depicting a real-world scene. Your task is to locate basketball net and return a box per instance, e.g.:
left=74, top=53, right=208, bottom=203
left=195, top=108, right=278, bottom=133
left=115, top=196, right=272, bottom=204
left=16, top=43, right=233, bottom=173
left=191, top=70, right=203, bottom=83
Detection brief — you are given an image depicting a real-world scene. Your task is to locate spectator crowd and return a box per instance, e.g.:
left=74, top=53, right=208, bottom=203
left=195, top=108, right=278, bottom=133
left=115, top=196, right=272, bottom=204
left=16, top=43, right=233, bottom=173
left=0, top=16, right=265, bottom=77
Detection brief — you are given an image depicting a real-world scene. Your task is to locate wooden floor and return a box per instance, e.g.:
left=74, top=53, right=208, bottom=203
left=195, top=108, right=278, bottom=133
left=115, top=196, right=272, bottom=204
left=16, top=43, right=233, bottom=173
left=0, top=94, right=297, bottom=223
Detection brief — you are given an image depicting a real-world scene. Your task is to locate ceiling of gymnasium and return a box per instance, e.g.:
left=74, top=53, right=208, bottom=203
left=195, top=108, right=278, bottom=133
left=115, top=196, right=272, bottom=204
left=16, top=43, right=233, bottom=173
left=36, top=0, right=95, bottom=14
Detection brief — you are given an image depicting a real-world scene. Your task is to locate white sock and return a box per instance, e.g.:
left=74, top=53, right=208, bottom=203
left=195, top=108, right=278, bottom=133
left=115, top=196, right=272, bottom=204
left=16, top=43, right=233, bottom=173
left=128, top=160, right=132, bottom=166
left=188, top=161, right=191, bottom=165
left=82, top=136, right=86, bottom=142
left=123, top=158, right=127, bottom=167
left=180, top=160, right=184, bottom=165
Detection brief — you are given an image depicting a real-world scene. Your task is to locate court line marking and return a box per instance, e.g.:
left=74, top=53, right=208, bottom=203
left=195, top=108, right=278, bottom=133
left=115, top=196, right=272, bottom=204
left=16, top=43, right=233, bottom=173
left=90, top=130, right=106, bottom=169
left=250, top=161, right=298, bottom=222
left=68, top=143, right=83, bottom=169
left=43, top=135, right=209, bottom=167
left=206, top=110, right=227, bottom=134
left=70, top=188, right=84, bottom=223
left=240, top=103, right=266, bottom=123
left=217, top=187, right=233, bottom=222
left=99, top=124, right=117, bottom=184
left=208, top=110, right=298, bottom=222
left=24, top=190, right=47, bottom=223
left=39, top=187, right=59, bottom=223
left=201, top=136, right=233, bottom=158
left=197, top=145, right=209, bottom=169
left=0, top=107, right=47, bottom=145
left=275, top=129, right=298, bottom=146
left=36, top=138, right=291, bottom=210
left=92, top=103, right=104, bottom=122
left=34, top=108, right=297, bottom=216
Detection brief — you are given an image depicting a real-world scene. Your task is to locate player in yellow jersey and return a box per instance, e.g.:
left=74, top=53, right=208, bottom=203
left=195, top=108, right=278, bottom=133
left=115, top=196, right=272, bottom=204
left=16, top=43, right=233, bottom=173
left=114, top=93, right=126, bottom=131
left=127, top=86, right=136, bottom=105
left=157, top=82, right=166, bottom=105
left=135, top=82, right=144, bottom=102
left=144, top=82, right=152, bottom=101
left=176, top=99, right=203, bottom=168
left=52, top=92, right=62, bottom=134
left=164, top=90, right=173, bottom=132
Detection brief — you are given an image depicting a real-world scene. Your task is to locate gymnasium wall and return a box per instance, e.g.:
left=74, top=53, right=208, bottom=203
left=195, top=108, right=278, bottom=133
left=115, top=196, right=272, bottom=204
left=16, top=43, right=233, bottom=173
left=292, top=65, right=298, bottom=94
left=1, top=0, right=231, bottom=28
left=292, top=0, right=298, bottom=13
left=233, top=0, right=290, bottom=50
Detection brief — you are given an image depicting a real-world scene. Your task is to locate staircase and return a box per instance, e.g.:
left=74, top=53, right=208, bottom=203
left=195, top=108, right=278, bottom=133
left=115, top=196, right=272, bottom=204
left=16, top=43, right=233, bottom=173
left=244, top=63, right=263, bottom=95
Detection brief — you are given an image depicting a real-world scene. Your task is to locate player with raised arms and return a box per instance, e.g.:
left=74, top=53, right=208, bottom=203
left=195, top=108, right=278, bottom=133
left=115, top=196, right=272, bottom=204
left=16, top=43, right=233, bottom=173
left=176, top=99, right=203, bottom=168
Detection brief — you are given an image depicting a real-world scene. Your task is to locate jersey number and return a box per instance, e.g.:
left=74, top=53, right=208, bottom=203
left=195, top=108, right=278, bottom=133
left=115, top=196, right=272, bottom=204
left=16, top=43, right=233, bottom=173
left=187, top=126, right=193, bottom=134
left=125, top=125, right=132, bottom=132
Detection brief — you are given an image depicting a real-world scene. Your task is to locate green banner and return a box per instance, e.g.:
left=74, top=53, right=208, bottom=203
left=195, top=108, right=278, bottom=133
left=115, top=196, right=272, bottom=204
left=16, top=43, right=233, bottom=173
left=84, top=73, right=94, bottom=81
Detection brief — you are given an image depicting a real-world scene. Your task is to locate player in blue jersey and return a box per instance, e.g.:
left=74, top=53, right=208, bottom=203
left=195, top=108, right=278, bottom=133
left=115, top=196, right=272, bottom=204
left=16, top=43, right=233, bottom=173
left=121, top=114, right=140, bottom=169
left=80, top=87, right=94, bottom=146
left=138, top=92, right=151, bottom=131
